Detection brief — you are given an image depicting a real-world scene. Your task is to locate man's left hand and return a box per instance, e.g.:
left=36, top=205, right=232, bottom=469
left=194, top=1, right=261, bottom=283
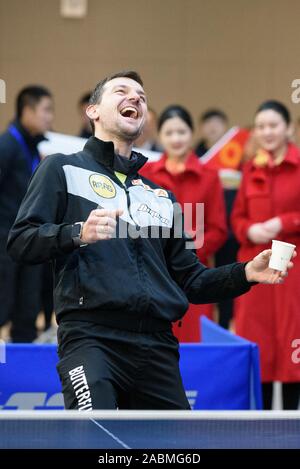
left=245, top=249, right=296, bottom=284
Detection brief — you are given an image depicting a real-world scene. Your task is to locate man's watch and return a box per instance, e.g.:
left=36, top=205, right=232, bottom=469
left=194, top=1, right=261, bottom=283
left=71, top=222, right=86, bottom=247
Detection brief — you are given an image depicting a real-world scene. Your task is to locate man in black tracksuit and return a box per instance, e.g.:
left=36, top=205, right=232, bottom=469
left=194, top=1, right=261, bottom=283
left=7, top=71, right=292, bottom=410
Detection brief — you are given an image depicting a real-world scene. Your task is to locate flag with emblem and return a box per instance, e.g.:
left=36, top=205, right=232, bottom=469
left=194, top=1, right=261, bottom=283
left=201, top=127, right=250, bottom=170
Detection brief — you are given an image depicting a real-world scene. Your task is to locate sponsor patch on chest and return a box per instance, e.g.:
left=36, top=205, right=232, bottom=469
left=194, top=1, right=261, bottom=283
left=63, top=165, right=173, bottom=228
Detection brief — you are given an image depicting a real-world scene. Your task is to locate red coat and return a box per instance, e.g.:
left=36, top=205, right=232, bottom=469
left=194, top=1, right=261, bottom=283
left=140, top=152, right=227, bottom=341
left=231, top=143, right=300, bottom=382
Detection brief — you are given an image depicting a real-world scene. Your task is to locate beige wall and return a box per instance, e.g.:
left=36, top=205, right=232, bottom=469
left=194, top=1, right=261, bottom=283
left=0, top=0, right=300, bottom=138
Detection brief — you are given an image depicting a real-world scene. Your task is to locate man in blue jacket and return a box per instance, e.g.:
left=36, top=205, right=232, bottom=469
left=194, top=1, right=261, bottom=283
left=7, top=71, right=294, bottom=410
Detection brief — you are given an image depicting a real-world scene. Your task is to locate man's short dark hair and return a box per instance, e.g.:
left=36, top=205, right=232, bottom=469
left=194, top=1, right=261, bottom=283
left=89, top=70, right=144, bottom=133
left=199, top=109, right=228, bottom=124
left=16, top=85, right=52, bottom=119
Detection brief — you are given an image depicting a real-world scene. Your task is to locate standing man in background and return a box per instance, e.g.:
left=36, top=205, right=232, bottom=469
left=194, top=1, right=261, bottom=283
left=0, top=85, right=54, bottom=342
left=77, top=92, right=92, bottom=139
left=195, top=109, right=228, bottom=158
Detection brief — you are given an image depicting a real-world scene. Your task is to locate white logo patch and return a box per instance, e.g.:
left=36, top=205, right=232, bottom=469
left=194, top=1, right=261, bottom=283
left=128, top=185, right=173, bottom=228
left=63, top=165, right=173, bottom=228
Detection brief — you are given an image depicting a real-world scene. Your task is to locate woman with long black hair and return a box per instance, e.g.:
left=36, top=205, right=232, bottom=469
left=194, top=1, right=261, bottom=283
left=232, top=100, right=300, bottom=409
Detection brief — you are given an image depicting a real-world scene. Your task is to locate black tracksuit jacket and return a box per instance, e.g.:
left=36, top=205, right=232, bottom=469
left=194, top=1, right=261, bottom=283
left=7, top=137, right=252, bottom=328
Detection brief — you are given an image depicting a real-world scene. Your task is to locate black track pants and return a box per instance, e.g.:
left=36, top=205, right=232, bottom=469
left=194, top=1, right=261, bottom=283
left=57, top=320, right=190, bottom=411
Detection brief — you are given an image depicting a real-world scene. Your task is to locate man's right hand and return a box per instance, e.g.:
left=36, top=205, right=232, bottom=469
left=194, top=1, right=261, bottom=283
left=81, top=208, right=124, bottom=244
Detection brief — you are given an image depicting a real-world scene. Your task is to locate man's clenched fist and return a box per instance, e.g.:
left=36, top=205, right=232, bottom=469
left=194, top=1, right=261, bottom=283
left=81, top=208, right=124, bottom=243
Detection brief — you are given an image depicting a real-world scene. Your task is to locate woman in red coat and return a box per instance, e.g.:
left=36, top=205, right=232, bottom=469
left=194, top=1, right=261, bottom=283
left=140, top=105, right=227, bottom=342
left=231, top=100, right=300, bottom=409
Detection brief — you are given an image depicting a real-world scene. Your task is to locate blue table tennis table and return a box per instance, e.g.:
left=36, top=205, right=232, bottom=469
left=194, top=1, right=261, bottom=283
left=0, top=410, right=299, bottom=449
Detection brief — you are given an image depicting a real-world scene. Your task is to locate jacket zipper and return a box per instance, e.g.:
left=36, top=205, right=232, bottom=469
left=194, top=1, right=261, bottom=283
left=78, top=173, right=139, bottom=307
left=124, top=185, right=140, bottom=229
left=123, top=180, right=150, bottom=314
left=116, top=175, right=150, bottom=313
left=111, top=170, right=140, bottom=229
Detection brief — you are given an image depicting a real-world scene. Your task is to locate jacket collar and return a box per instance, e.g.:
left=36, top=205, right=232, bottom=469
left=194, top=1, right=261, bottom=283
left=251, top=143, right=300, bottom=171
left=84, top=136, right=148, bottom=175
left=151, top=151, right=205, bottom=176
left=283, top=143, right=300, bottom=166
left=11, top=120, right=46, bottom=152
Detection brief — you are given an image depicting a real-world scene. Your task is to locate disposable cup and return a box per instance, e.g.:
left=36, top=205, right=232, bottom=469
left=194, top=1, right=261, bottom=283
left=268, top=240, right=296, bottom=272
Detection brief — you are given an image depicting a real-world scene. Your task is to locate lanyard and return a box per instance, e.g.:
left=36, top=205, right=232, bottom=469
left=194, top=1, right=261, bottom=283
left=8, top=124, right=40, bottom=174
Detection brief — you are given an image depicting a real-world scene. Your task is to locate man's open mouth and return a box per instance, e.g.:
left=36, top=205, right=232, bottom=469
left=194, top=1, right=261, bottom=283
left=119, top=106, right=139, bottom=119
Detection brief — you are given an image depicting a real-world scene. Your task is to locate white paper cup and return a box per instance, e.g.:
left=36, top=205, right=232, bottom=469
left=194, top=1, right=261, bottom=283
left=268, top=240, right=296, bottom=271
